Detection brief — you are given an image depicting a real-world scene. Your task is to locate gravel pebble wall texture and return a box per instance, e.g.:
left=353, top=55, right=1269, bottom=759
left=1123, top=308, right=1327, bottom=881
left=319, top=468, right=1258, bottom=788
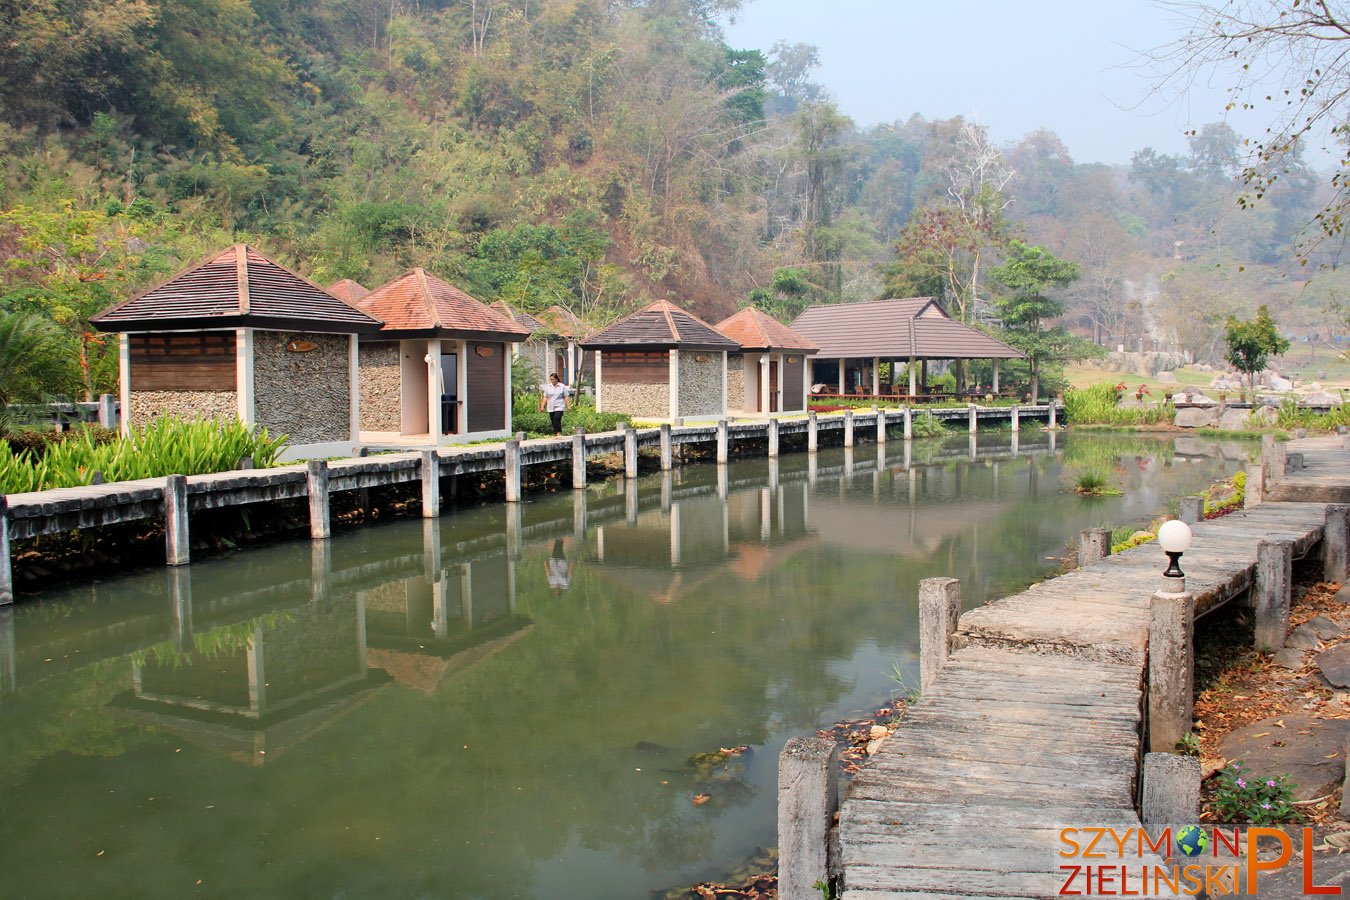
left=255, top=332, right=351, bottom=444
left=359, top=342, right=402, bottom=432
left=129, top=391, right=238, bottom=430
left=726, top=354, right=745, bottom=412
left=604, top=382, right=669, bottom=418
left=678, top=352, right=724, bottom=418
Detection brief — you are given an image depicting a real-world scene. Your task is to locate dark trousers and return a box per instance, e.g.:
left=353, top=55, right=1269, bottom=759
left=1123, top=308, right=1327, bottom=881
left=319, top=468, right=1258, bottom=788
left=550, top=410, right=564, bottom=434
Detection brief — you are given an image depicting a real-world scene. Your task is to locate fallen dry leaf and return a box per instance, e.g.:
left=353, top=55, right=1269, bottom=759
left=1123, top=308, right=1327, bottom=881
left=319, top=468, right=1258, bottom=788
left=692, top=793, right=711, bottom=806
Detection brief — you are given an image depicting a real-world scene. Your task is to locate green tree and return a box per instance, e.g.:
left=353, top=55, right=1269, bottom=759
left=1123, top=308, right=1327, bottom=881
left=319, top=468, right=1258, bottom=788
left=990, top=241, right=1084, bottom=402
left=1224, top=305, right=1291, bottom=403
left=0, top=311, right=68, bottom=411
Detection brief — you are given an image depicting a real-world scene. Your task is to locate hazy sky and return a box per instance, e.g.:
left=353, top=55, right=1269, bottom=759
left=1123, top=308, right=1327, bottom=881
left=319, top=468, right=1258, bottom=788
left=723, top=0, right=1255, bottom=166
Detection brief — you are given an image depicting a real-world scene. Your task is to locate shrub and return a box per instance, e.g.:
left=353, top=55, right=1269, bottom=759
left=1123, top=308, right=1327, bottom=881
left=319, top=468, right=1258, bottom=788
left=1210, top=763, right=1301, bottom=824
left=0, top=417, right=288, bottom=493
left=511, top=393, right=630, bottom=436
left=1062, top=383, right=1173, bottom=426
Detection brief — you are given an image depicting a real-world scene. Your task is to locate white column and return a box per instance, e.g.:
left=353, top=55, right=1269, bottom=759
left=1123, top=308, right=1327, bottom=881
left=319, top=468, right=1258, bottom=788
left=456, top=340, right=469, bottom=437
left=236, top=327, right=255, bottom=426
left=426, top=339, right=442, bottom=440
left=908, top=356, right=917, bottom=396
left=837, top=359, right=845, bottom=394
left=118, top=333, right=132, bottom=437
left=594, top=350, right=604, bottom=411
left=668, top=348, right=680, bottom=420
left=720, top=350, right=728, bottom=418
left=348, top=334, right=361, bottom=442
left=872, top=357, right=880, bottom=395
left=759, top=355, right=770, bottom=414
left=992, top=359, right=1001, bottom=394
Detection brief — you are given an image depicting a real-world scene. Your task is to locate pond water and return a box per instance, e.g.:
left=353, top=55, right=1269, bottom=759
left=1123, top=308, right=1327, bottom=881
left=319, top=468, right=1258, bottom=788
left=0, top=433, right=1242, bottom=899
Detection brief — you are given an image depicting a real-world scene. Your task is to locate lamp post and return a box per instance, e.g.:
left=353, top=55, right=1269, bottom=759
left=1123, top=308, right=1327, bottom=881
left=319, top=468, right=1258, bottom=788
left=1157, top=519, right=1192, bottom=593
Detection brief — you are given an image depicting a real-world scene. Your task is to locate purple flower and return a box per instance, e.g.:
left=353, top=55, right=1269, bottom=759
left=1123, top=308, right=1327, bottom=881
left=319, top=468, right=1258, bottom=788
left=1266, top=780, right=1276, bottom=788
left=1261, top=803, right=1271, bottom=810
left=1237, top=778, right=1247, bottom=788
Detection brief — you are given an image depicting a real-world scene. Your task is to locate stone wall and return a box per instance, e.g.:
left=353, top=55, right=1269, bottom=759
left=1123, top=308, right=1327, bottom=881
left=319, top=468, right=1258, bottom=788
left=726, top=354, right=745, bottom=412
left=359, top=342, right=401, bottom=432
left=128, top=391, right=237, bottom=430
left=678, top=351, right=724, bottom=418
left=254, top=331, right=351, bottom=445
left=604, top=382, right=669, bottom=418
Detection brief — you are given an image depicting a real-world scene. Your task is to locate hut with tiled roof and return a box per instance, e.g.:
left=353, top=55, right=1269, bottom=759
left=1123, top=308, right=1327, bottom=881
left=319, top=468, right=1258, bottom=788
left=790, top=298, right=1025, bottom=398
left=91, top=244, right=383, bottom=459
left=327, top=278, right=371, bottom=305
left=355, top=270, right=528, bottom=442
left=491, top=302, right=588, bottom=388
left=581, top=300, right=739, bottom=420
left=715, top=307, right=818, bottom=415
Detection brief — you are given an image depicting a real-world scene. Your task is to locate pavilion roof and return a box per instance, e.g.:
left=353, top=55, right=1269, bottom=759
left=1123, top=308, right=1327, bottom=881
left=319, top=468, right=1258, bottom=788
left=581, top=300, right=739, bottom=351
left=359, top=269, right=528, bottom=340
left=538, top=305, right=581, bottom=339
left=327, top=278, right=371, bottom=305
left=789, top=298, right=1024, bottom=360
left=490, top=301, right=547, bottom=334
left=715, top=307, right=818, bottom=353
left=92, top=244, right=383, bottom=334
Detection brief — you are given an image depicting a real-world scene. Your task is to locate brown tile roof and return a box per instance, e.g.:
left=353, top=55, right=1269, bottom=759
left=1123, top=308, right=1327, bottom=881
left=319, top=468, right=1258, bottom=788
left=789, top=298, right=1024, bottom=360
left=490, top=302, right=546, bottom=334
left=327, top=278, right=371, bottom=305
left=92, top=245, right=383, bottom=333
left=581, top=300, right=739, bottom=350
left=359, top=270, right=528, bottom=339
left=539, top=305, right=581, bottom=339
left=715, top=307, right=818, bottom=353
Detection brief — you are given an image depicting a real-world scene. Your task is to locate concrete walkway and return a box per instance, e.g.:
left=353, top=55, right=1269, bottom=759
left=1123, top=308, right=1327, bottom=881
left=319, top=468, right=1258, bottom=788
left=836, top=438, right=1344, bottom=898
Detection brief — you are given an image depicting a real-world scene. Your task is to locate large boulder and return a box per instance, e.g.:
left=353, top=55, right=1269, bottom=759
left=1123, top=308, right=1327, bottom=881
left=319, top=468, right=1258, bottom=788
left=1157, top=370, right=1178, bottom=383
left=1211, top=374, right=1243, bottom=392
left=1250, top=405, right=1278, bottom=426
left=1219, top=713, right=1348, bottom=801
left=1217, top=408, right=1252, bottom=431
left=1302, top=391, right=1342, bottom=407
left=1268, top=374, right=1294, bottom=391
left=1175, top=407, right=1219, bottom=428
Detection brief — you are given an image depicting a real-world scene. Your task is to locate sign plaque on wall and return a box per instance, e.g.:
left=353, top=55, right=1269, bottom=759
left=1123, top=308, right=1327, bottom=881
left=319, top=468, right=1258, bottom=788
left=286, top=339, right=318, bottom=353
left=694, top=354, right=708, bottom=362
left=475, top=344, right=495, bottom=357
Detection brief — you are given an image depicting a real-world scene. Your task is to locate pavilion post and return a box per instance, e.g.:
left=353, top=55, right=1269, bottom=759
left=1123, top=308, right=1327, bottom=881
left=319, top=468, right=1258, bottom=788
left=837, top=360, right=845, bottom=395
left=993, top=359, right=1000, bottom=394
left=872, top=357, right=880, bottom=396
left=920, top=360, right=928, bottom=392
left=908, top=356, right=917, bottom=396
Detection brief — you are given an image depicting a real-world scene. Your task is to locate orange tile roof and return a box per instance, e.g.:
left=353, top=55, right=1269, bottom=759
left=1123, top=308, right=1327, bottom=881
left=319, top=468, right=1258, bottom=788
left=91, top=244, right=383, bottom=333
left=539, top=305, right=581, bottom=339
left=359, top=269, right=528, bottom=338
left=327, top=278, right=371, bottom=305
left=716, top=307, right=818, bottom=353
left=790, top=298, right=1024, bottom=360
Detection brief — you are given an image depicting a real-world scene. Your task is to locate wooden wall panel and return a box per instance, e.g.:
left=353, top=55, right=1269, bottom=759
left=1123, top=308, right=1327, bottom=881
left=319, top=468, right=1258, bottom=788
left=782, top=355, right=805, bottom=411
left=602, top=350, right=669, bottom=385
left=467, top=341, right=505, bottom=432
left=129, top=332, right=236, bottom=391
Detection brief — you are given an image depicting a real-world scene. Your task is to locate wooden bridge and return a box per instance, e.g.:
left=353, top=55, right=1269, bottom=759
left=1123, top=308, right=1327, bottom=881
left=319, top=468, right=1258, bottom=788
left=797, top=436, right=1350, bottom=899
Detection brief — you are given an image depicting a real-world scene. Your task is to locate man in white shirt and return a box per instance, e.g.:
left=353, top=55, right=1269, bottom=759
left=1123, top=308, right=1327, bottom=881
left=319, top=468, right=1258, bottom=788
left=538, top=372, right=573, bottom=436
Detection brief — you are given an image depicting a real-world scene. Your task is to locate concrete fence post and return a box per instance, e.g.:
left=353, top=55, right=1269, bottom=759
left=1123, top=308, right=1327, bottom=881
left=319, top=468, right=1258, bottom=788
left=874, top=406, right=887, bottom=444
left=0, top=496, right=11, bottom=605
left=1142, top=753, right=1201, bottom=824
left=97, top=393, right=117, bottom=429
left=164, top=474, right=190, bottom=566
left=717, top=419, right=729, bottom=463
left=1255, top=539, right=1293, bottom=652
left=1261, top=434, right=1275, bottom=482
left=1324, top=504, right=1350, bottom=583
left=768, top=417, right=780, bottom=458
left=624, top=428, right=638, bottom=479
left=572, top=431, right=587, bottom=489
left=1078, top=528, right=1111, bottom=567
left=504, top=440, right=523, bottom=502
left=420, top=450, right=440, bottom=518
left=919, top=576, right=962, bottom=693
left=843, top=410, right=854, bottom=448
left=807, top=411, right=819, bottom=452
left=1286, top=452, right=1304, bottom=473
left=903, top=406, right=913, bottom=440
left=777, top=736, right=839, bottom=900
left=1010, top=404, right=1019, bottom=433
left=1179, top=496, right=1204, bottom=525
left=1049, top=400, right=1058, bottom=429
left=968, top=404, right=977, bottom=434
left=307, top=460, right=331, bottom=540
left=1148, top=588, right=1195, bottom=753
left=660, top=423, right=673, bottom=471
left=1244, top=463, right=1264, bottom=509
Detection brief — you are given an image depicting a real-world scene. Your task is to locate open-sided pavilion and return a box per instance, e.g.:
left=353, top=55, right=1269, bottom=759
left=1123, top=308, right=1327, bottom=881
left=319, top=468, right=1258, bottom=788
left=789, top=298, right=1024, bottom=399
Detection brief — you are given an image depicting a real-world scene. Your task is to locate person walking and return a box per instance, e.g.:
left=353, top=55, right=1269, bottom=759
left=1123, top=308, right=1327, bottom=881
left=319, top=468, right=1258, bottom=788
left=539, top=372, right=573, bottom=436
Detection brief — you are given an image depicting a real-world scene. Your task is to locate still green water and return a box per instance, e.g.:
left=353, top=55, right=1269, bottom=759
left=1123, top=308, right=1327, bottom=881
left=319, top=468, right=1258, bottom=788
left=0, top=433, right=1239, bottom=899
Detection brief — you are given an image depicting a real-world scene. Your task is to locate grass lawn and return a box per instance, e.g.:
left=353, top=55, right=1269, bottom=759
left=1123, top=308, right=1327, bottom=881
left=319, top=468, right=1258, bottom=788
left=1067, top=345, right=1350, bottom=399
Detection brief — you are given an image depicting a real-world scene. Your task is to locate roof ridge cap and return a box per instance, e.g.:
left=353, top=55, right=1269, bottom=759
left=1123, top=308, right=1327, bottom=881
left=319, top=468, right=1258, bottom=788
left=414, top=268, right=442, bottom=329
left=661, top=302, right=679, bottom=342
left=235, top=244, right=251, bottom=315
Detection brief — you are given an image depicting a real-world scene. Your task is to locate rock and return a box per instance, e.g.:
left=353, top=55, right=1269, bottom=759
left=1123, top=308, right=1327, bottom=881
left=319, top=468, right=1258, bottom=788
left=1211, top=374, right=1244, bottom=391
left=1157, top=370, right=1178, bottom=383
left=865, top=737, right=887, bottom=756
left=1218, top=408, right=1251, bottom=431
left=1269, top=374, right=1294, bottom=391
left=1288, top=627, right=1324, bottom=651
left=1318, top=644, right=1350, bottom=688
left=1184, top=392, right=1217, bottom=407
left=1219, top=713, right=1348, bottom=801
left=1335, top=584, right=1350, bottom=605
left=1303, top=391, right=1342, bottom=407
left=1250, top=406, right=1278, bottom=426
left=1175, top=407, right=1219, bottom=428
left=1306, top=616, right=1344, bottom=641
left=1273, top=648, right=1308, bottom=670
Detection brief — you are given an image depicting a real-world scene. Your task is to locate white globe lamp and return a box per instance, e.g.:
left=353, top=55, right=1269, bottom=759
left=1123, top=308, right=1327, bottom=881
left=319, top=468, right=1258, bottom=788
left=1157, top=519, right=1192, bottom=580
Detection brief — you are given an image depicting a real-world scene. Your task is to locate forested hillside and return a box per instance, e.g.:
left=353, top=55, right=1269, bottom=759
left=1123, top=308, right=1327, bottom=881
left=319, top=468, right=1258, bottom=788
left=0, top=0, right=1339, bottom=400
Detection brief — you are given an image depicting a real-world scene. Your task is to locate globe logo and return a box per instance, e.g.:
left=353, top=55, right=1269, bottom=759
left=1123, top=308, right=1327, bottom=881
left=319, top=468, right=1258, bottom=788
left=1175, top=825, right=1209, bottom=858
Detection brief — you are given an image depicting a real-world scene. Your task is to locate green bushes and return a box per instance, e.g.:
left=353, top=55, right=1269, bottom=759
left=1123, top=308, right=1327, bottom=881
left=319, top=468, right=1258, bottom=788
left=1062, top=383, right=1173, bottom=426
left=0, top=417, right=288, bottom=493
left=1274, top=396, right=1350, bottom=432
left=511, top=394, right=630, bottom=436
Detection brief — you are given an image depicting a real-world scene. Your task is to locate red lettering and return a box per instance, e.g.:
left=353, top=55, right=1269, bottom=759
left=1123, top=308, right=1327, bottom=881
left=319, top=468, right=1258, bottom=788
left=1140, top=828, right=1171, bottom=858
left=1120, top=865, right=1139, bottom=896
left=1059, top=865, right=1083, bottom=896
left=1213, top=827, right=1242, bottom=858
left=1095, top=865, right=1116, bottom=894
left=1303, top=827, right=1343, bottom=895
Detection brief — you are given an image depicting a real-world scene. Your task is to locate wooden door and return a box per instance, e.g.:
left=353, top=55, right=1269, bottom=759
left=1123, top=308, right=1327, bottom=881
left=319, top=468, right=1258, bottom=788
left=769, top=361, right=779, bottom=413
